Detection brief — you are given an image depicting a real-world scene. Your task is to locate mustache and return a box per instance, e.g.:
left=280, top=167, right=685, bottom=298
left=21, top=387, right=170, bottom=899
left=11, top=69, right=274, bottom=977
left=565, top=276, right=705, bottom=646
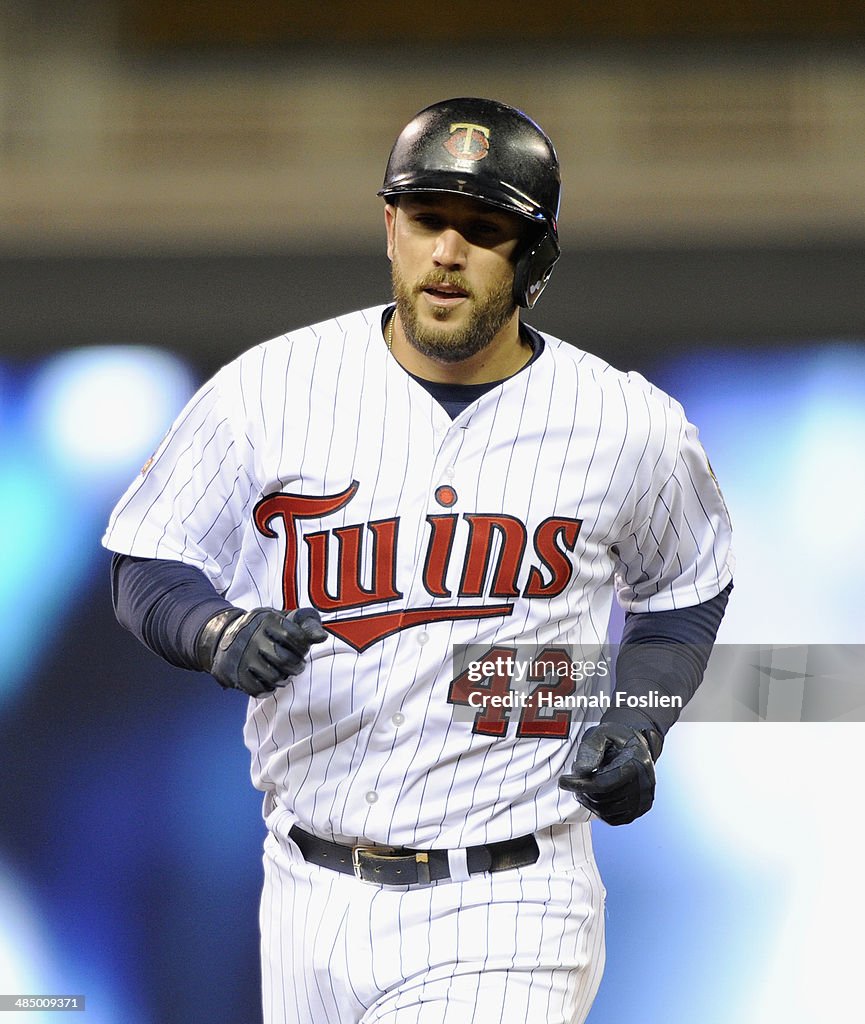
left=414, top=271, right=473, bottom=297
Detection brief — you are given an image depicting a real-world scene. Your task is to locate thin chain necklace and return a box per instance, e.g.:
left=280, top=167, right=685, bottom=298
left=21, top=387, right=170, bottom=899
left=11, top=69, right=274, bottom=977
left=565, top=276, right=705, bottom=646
left=386, top=312, right=395, bottom=351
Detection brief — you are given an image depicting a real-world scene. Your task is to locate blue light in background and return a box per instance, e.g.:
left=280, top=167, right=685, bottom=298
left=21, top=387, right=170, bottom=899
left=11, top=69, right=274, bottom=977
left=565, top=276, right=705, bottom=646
left=650, top=342, right=865, bottom=643
left=0, top=347, right=195, bottom=707
left=0, top=864, right=144, bottom=1024
left=1, top=347, right=196, bottom=1024
left=29, top=347, right=193, bottom=479
left=588, top=341, right=865, bottom=1024
left=0, top=870, right=132, bottom=1023
left=0, top=869, right=58, bottom=996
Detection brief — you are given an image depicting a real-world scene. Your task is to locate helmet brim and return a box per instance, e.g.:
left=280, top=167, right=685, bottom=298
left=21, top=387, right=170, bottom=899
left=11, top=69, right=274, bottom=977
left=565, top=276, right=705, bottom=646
left=378, top=179, right=554, bottom=235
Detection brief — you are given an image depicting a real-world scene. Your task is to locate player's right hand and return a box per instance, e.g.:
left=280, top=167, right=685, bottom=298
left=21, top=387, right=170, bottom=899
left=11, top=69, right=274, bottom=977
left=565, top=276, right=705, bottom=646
left=198, top=607, right=328, bottom=697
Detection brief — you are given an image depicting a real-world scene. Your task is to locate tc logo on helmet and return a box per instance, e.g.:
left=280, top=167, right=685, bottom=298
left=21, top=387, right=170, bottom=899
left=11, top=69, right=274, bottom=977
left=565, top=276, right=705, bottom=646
left=444, top=123, right=490, bottom=161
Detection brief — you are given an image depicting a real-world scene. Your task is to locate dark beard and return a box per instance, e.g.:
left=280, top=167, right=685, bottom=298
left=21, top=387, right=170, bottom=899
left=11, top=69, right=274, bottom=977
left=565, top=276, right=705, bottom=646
left=391, top=265, right=517, bottom=364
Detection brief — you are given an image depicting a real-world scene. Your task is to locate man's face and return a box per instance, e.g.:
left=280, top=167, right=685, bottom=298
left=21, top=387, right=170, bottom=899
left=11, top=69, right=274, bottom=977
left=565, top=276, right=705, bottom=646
left=385, top=193, right=525, bottom=364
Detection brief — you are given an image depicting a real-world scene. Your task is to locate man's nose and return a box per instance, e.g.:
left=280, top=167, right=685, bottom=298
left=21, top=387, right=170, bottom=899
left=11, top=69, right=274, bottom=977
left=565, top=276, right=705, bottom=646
left=432, top=228, right=468, bottom=269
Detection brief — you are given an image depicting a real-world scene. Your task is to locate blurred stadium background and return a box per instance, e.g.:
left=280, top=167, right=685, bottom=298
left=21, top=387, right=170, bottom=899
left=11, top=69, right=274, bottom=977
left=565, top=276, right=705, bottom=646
left=1, top=2, right=864, bottom=1021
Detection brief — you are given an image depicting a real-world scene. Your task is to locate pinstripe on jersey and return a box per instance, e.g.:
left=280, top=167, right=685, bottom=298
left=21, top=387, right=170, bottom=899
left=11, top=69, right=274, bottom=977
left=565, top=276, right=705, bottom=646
left=259, top=820, right=605, bottom=1024
left=103, top=304, right=733, bottom=850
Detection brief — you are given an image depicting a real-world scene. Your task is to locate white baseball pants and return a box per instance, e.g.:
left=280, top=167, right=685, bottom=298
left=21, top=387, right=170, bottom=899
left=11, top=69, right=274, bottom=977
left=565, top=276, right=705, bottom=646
left=259, top=822, right=605, bottom=1024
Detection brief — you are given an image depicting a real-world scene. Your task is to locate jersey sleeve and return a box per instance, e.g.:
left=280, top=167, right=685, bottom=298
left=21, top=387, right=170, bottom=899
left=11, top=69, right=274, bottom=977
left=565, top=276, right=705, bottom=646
left=102, top=368, right=255, bottom=594
left=613, top=409, right=734, bottom=613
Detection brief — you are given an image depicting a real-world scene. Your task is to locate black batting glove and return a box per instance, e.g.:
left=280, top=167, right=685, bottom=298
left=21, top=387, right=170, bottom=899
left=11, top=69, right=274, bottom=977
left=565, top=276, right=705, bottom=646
left=196, top=607, right=328, bottom=697
left=559, top=722, right=662, bottom=826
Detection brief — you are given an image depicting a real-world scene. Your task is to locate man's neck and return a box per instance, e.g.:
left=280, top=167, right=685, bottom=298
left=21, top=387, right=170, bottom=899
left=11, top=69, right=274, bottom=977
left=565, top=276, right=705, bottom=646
left=388, top=311, right=532, bottom=384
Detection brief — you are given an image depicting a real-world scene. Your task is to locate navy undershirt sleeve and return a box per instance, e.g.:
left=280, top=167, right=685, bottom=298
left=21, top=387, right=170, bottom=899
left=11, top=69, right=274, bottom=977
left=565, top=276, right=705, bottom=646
left=111, top=553, right=233, bottom=671
left=603, top=581, right=733, bottom=739
left=113, top=546, right=732, bottom=728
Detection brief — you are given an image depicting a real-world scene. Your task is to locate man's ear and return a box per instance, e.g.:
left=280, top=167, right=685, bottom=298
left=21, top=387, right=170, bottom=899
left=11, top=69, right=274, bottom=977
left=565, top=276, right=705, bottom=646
left=384, top=202, right=396, bottom=262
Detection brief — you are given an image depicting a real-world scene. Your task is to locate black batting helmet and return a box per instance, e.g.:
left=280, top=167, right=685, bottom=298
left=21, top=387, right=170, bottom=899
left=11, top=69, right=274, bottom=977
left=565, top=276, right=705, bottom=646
left=378, top=97, right=561, bottom=308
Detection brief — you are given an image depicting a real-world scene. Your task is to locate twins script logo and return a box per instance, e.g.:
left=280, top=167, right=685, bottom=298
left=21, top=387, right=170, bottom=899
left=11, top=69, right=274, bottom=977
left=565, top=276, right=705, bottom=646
left=254, top=481, right=582, bottom=652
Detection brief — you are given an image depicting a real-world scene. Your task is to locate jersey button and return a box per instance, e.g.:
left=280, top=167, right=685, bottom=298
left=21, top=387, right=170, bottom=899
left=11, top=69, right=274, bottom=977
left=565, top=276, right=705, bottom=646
left=417, top=632, right=429, bottom=645
left=391, top=713, right=405, bottom=727
left=365, top=790, right=379, bottom=804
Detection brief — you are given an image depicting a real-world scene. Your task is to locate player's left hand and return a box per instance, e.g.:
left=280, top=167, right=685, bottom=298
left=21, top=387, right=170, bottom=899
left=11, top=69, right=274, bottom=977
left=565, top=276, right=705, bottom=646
left=558, top=722, right=661, bottom=826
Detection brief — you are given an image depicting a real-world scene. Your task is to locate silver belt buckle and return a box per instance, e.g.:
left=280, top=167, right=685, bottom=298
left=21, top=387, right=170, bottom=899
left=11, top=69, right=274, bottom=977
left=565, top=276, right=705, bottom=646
left=351, top=843, right=401, bottom=881
left=351, top=844, right=377, bottom=881
left=352, top=844, right=431, bottom=884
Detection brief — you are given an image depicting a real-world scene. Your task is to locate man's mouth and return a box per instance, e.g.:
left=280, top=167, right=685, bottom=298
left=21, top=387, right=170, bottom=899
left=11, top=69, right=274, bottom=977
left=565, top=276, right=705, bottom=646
left=421, top=282, right=470, bottom=305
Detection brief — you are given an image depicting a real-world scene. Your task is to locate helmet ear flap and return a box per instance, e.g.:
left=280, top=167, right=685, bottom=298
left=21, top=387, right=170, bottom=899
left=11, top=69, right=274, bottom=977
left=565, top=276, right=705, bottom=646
left=513, top=231, right=561, bottom=308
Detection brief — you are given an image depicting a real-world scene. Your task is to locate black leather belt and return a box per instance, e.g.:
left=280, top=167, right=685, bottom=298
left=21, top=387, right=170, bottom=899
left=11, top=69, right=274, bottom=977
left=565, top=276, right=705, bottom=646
left=288, top=825, right=540, bottom=886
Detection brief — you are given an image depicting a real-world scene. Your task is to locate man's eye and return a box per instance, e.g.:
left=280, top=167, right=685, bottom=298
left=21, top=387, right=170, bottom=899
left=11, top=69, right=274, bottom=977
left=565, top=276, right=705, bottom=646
left=469, top=223, right=506, bottom=242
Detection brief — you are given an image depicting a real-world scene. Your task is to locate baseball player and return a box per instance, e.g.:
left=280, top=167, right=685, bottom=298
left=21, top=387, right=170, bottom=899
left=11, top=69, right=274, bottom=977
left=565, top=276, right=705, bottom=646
left=104, top=98, right=733, bottom=1024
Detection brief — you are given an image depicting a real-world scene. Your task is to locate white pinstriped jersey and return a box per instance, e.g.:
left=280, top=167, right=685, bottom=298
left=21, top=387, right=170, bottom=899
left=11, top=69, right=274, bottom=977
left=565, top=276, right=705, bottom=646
left=104, top=305, right=733, bottom=848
